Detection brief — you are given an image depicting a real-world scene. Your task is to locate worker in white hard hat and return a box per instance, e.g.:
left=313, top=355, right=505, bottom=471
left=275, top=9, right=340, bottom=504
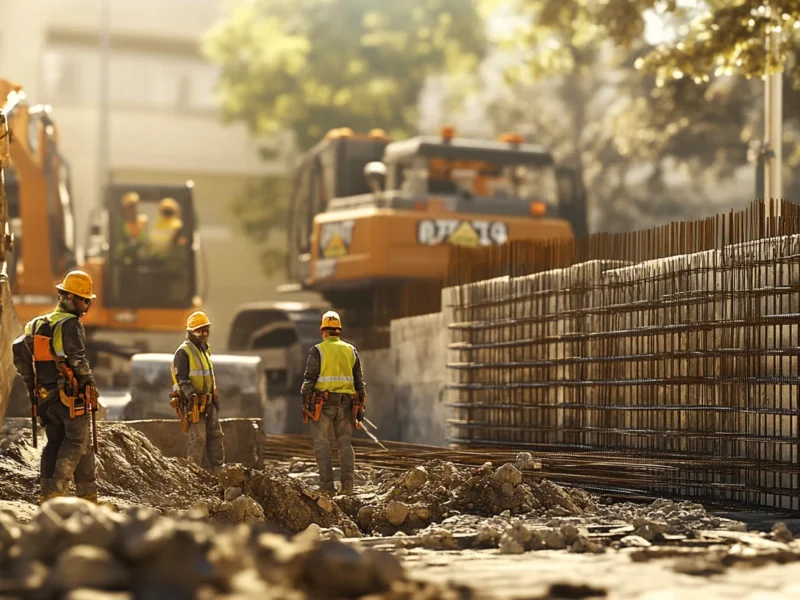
left=300, top=310, right=367, bottom=496
left=169, top=310, right=224, bottom=474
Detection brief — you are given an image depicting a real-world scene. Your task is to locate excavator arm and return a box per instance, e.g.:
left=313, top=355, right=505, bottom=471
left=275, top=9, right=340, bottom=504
left=0, top=106, right=24, bottom=424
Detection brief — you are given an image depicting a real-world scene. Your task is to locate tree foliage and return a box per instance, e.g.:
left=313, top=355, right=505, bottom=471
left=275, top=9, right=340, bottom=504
left=480, top=0, right=763, bottom=231
left=202, top=0, right=487, bottom=151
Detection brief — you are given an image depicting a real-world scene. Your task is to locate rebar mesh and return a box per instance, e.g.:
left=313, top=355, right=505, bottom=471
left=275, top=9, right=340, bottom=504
left=443, top=199, right=800, bottom=510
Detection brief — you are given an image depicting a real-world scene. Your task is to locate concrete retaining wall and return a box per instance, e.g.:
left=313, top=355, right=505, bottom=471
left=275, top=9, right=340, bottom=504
left=360, top=312, right=448, bottom=445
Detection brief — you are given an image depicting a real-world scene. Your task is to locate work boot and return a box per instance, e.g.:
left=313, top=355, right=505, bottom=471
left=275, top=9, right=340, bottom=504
left=39, top=478, right=53, bottom=505
left=76, top=482, right=98, bottom=504
left=339, top=477, right=354, bottom=496
left=318, top=481, right=336, bottom=496
left=51, top=478, right=70, bottom=498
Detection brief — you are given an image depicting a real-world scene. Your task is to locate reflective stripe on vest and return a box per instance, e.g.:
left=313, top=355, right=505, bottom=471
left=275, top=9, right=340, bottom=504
left=315, top=337, right=356, bottom=394
left=24, top=309, right=78, bottom=358
left=171, top=340, right=214, bottom=394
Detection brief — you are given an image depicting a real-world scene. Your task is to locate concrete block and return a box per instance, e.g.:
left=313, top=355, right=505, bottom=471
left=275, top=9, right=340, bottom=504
left=122, top=418, right=264, bottom=468
left=122, top=352, right=267, bottom=422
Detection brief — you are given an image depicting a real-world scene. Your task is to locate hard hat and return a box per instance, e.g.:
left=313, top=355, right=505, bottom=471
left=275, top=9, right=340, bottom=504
left=159, top=197, right=180, bottom=214
left=320, top=310, right=342, bottom=330
left=122, top=192, right=140, bottom=207
left=55, top=270, right=96, bottom=300
left=186, top=310, right=211, bottom=331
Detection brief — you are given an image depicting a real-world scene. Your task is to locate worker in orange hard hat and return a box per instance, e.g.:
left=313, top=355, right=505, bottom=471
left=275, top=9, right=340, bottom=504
left=300, top=310, right=367, bottom=496
left=117, top=191, right=150, bottom=265
left=150, top=197, right=186, bottom=264
left=11, top=270, right=100, bottom=504
left=169, top=310, right=224, bottom=474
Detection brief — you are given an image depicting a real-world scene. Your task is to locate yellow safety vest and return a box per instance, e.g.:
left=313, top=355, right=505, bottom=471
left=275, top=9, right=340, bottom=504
left=150, top=217, right=182, bottom=256
left=171, top=340, right=215, bottom=395
left=315, top=336, right=357, bottom=394
left=24, top=308, right=78, bottom=358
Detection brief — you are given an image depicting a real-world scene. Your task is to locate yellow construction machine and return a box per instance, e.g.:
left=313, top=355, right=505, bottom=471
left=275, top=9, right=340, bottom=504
left=226, top=125, right=588, bottom=433
left=0, top=78, right=206, bottom=416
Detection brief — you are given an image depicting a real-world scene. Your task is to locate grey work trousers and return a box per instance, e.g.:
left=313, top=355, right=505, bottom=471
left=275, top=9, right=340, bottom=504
left=308, top=394, right=355, bottom=486
left=186, top=402, right=225, bottom=469
left=38, top=391, right=96, bottom=499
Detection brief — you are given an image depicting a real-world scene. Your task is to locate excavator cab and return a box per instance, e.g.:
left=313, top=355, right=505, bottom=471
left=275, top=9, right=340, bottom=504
left=101, top=181, right=198, bottom=310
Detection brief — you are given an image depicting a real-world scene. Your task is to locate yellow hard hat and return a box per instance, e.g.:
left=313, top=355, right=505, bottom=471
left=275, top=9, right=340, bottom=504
left=320, top=310, right=342, bottom=330
left=122, top=192, right=140, bottom=207
left=186, top=310, right=211, bottom=331
left=159, top=197, right=180, bottom=214
left=56, top=270, right=96, bottom=300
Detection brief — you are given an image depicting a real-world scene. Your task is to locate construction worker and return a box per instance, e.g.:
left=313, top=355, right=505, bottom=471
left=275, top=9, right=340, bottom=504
left=149, top=197, right=186, bottom=263
left=300, top=310, right=367, bottom=496
left=117, top=191, right=149, bottom=265
left=170, top=311, right=224, bottom=474
left=11, top=270, right=99, bottom=504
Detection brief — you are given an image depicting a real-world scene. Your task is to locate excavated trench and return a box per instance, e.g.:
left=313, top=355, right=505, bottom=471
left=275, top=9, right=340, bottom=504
left=3, top=420, right=799, bottom=598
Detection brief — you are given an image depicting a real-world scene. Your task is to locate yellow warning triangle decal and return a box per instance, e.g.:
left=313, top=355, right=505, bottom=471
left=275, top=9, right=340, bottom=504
left=323, top=233, right=348, bottom=258
left=447, top=221, right=480, bottom=247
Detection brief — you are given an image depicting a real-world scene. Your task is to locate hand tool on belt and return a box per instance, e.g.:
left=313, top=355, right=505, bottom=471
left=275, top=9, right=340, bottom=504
left=302, top=391, right=326, bottom=423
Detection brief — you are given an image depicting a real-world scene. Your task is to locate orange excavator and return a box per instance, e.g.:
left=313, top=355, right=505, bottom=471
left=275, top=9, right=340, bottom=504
left=0, top=78, right=205, bottom=412
left=226, top=125, right=587, bottom=433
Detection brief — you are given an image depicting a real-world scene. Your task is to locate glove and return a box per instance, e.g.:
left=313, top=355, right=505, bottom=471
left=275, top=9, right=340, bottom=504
left=356, top=406, right=364, bottom=422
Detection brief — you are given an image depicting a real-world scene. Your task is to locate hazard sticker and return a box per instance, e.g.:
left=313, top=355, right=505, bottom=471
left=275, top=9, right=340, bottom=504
left=319, top=220, right=355, bottom=258
left=417, top=219, right=508, bottom=248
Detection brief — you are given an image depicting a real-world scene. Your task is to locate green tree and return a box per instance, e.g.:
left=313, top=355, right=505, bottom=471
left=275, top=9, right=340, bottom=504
left=202, top=0, right=487, bottom=151
left=203, top=0, right=487, bottom=277
left=480, top=0, right=762, bottom=231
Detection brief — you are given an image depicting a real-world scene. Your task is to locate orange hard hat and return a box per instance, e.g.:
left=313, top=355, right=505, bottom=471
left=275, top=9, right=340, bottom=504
left=56, top=270, right=96, bottom=300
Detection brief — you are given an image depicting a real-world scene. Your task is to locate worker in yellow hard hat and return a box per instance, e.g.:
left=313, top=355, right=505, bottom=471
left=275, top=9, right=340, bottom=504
left=169, top=310, right=224, bottom=474
left=11, top=270, right=99, bottom=504
left=117, top=191, right=150, bottom=265
left=150, top=197, right=185, bottom=257
left=300, top=310, right=367, bottom=496
left=149, top=197, right=187, bottom=272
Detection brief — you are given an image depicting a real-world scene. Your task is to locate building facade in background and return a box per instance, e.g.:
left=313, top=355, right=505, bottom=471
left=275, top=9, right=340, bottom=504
left=0, top=0, right=298, bottom=346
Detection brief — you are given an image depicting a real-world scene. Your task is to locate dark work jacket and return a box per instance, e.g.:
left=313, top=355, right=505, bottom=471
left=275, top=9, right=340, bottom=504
left=12, top=305, right=95, bottom=395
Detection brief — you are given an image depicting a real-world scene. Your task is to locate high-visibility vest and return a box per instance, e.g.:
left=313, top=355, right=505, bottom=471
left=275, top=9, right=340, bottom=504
left=150, top=217, right=183, bottom=256
left=314, top=336, right=356, bottom=394
left=171, top=340, right=215, bottom=395
left=23, top=308, right=79, bottom=386
left=24, top=308, right=78, bottom=359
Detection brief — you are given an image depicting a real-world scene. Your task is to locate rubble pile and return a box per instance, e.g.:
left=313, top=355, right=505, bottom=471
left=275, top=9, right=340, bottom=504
left=0, top=498, right=475, bottom=599
left=200, top=464, right=361, bottom=536
left=348, top=460, right=598, bottom=535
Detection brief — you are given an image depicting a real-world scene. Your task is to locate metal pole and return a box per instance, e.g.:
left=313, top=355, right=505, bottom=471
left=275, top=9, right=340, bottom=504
left=763, top=2, right=783, bottom=218
left=97, top=0, right=111, bottom=205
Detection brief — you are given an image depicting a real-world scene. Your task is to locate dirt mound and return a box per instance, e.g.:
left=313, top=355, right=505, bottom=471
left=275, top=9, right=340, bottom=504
left=95, top=424, right=217, bottom=510
left=356, top=461, right=598, bottom=535
left=0, top=497, right=475, bottom=599
left=202, top=464, right=361, bottom=536
left=0, top=422, right=217, bottom=514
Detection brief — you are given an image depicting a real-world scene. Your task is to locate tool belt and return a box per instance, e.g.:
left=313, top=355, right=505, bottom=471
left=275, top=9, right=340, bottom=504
left=54, top=361, right=98, bottom=419
left=302, top=391, right=326, bottom=423
left=169, top=391, right=212, bottom=434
